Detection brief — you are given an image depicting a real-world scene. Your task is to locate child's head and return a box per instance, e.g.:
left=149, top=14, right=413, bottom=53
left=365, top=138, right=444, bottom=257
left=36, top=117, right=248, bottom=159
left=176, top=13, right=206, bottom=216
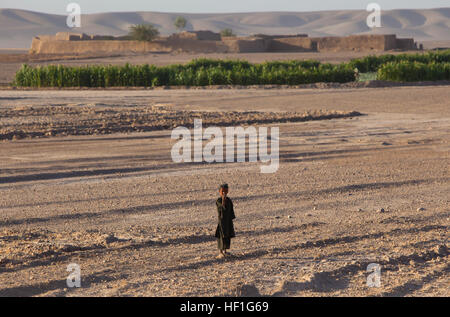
left=219, top=183, right=229, bottom=196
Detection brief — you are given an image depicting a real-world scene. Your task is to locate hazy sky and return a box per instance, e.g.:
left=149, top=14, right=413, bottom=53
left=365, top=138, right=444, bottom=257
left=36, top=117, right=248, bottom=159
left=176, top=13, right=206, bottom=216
left=1, top=0, right=449, bottom=14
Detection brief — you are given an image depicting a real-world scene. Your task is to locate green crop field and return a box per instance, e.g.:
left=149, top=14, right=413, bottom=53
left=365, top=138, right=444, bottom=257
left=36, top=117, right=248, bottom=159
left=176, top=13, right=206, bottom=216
left=378, top=61, right=450, bottom=82
left=12, top=50, right=450, bottom=87
left=349, top=50, right=450, bottom=73
left=12, top=59, right=354, bottom=87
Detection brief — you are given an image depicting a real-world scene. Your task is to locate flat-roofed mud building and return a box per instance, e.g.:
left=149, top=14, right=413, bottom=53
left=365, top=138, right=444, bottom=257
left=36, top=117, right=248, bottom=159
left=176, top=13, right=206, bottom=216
left=29, top=31, right=417, bottom=55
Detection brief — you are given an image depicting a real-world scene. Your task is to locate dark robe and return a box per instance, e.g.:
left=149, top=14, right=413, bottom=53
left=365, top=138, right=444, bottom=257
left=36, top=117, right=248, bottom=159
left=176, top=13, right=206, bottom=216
left=215, top=197, right=236, bottom=249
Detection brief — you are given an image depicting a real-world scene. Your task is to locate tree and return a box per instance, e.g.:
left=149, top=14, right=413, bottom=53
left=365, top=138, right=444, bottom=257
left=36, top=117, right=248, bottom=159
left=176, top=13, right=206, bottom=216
left=220, top=28, right=236, bottom=37
left=174, top=16, right=187, bottom=32
left=128, top=24, right=160, bottom=41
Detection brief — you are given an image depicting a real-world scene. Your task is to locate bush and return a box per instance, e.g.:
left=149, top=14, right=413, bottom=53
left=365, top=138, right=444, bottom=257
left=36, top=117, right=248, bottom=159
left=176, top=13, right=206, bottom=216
left=220, top=28, right=235, bottom=37
left=186, top=58, right=252, bottom=71
left=377, top=61, right=450, bottom=82
left=174, top=16, right=187, bottom=31
left=349, top=50, right=450, bottom=72
left=259, top=60, right=321, bottom=70
left=128, top=24, right=160, bottom=42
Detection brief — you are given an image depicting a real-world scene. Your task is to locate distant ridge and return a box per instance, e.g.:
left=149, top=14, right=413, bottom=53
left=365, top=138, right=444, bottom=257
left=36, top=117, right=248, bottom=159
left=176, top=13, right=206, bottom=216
left=0, top=7, right=449, bottom=48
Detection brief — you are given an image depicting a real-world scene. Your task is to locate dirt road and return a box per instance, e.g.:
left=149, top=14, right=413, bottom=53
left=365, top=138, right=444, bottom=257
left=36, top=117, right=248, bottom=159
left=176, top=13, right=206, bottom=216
left=0, top=86, right=448, bottom=296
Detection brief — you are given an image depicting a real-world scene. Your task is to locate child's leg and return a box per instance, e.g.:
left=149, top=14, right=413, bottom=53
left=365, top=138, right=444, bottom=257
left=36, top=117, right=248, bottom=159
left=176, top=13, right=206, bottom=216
left=217, top=238, right=225, bottom=257
left=223, top=238, right=230, bottom=254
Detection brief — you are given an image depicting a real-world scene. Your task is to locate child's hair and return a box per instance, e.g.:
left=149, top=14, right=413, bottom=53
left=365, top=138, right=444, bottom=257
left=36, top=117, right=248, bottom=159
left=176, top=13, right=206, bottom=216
left=219, top=183, right=229, bottom=190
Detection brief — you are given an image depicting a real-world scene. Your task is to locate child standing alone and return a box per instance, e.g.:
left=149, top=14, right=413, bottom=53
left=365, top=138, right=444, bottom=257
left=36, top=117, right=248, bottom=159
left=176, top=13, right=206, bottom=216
left=215, top=183, right=236, bottom=259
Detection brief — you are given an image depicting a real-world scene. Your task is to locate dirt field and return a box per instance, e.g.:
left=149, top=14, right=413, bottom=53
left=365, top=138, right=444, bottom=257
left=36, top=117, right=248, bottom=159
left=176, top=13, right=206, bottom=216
left=0, top=85, right=448, bottom=297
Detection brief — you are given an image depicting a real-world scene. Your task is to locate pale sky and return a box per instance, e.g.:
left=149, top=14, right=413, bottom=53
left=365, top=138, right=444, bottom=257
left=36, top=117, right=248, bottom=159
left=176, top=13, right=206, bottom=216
left=1, top=0, right=449, bottom=14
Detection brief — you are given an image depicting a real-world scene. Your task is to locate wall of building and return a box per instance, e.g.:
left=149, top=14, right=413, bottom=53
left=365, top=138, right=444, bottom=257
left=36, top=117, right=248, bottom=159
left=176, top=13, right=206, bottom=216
left=222, top=38, right=268, bottom=53
left=30, top=40, right=170, bottom=55
left=254, top=34, right=308, bottom=39
left=169, top=31, right=222, bottom=41
left=166, top=38, right=228, bottom=53
left=396, top=38, right=417, bottom=50
left=384, top=35, right=398, bottom=51
left=29, top=32, right=417, bottom=55
left=267, top=37, right=316, bottom=52
left=314, top=35, right=389, bottom=52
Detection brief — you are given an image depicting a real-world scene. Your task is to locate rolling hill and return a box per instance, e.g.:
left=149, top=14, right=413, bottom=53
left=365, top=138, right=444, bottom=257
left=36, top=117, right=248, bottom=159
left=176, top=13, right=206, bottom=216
left=0, top=7, right=449, bottom=48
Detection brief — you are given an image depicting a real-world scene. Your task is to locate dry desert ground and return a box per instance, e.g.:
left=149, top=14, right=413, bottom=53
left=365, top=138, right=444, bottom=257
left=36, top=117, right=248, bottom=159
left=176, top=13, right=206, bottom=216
left=0, top=53, right=448, bottom=297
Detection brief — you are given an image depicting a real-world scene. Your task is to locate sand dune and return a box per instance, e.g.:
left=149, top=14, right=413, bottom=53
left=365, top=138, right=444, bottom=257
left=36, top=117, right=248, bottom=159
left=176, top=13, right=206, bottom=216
left=0, top=7, right=449, bottom=48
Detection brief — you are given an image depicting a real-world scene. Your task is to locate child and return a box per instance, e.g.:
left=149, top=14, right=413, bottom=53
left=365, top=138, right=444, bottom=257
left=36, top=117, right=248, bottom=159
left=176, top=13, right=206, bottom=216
left=215, top=183, right=236, bottom=259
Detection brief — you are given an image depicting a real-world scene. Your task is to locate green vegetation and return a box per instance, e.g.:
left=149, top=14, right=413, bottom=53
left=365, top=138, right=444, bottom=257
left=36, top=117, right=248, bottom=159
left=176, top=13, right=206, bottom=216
left=220, top=28, right=236, bottom=37
left=349, top=50, right=450, bottom=73
left=378, top=61, right=450, bottom=82
left=128, top=24, right=160, bottom=42
left=174, top=16, right=187, bottom=31
left=185, top=59, right=320, bottom=70
left=13, top=59, right=355, bottom=87
left=14, top=50, right=450, bottom=87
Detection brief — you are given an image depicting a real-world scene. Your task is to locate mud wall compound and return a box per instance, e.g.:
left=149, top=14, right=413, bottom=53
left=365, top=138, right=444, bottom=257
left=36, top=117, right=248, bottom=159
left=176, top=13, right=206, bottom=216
left=314, top=35, right=389, bottom=52
left=29, top=32, right=417, bottom=55
left=169, top=31, right=222, bottom=41
left=30, top=39, right=170, bottom=55
left=267, top=37, right=316, bottom=52
left=395, top=38, right=416, bottom=50
left=222, top=38, right=268, bottom=53
left=166, top=36, right=228, bottom=53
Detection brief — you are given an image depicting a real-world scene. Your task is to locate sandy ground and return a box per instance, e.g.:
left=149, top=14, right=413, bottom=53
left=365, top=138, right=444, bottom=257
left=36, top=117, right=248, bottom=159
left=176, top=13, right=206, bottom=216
left=0, top=85, right=449, bottom=297
left=0, top=104, right=360, bottom=140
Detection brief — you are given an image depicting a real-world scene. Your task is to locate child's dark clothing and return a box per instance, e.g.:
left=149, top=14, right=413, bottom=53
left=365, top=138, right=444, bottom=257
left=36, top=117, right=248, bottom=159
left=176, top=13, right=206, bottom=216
left=215, top=197, right=236, bottom=250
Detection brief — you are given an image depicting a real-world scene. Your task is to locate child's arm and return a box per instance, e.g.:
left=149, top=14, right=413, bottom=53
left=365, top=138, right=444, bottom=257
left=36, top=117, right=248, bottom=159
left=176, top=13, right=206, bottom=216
left=216, top=199, right=225, bottom=220
left=230, top=200, right=236, bottom=220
